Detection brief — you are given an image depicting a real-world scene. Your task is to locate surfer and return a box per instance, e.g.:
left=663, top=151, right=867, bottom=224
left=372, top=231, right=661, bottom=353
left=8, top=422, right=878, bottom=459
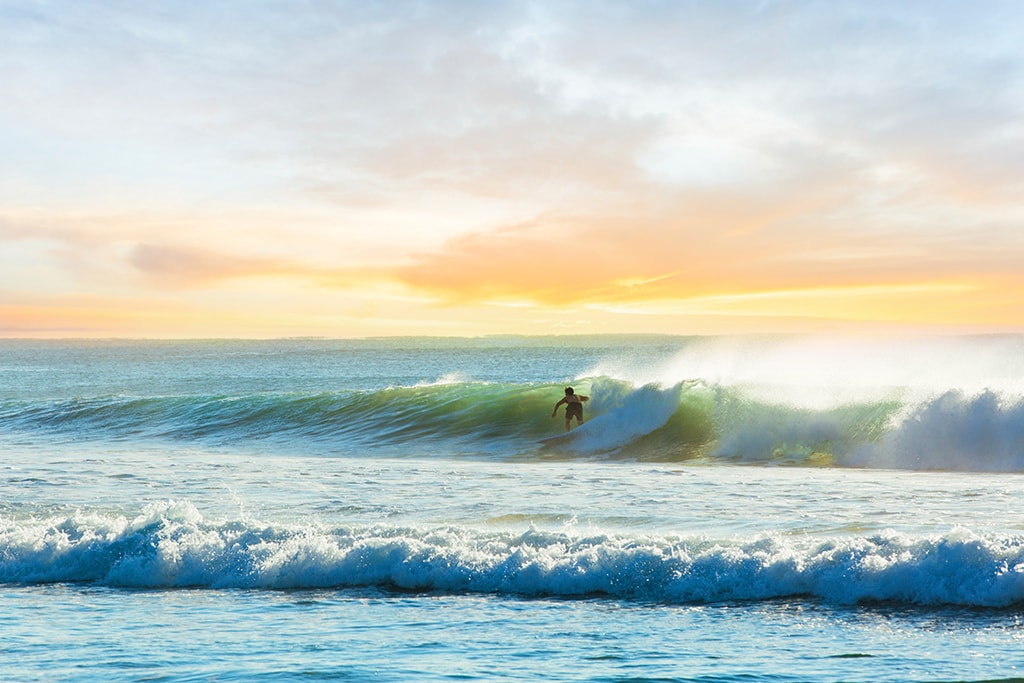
left=552, top=387, right=589, bottom=431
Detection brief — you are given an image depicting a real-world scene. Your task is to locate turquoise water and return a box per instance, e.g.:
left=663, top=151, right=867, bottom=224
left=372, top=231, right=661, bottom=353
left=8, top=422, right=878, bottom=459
left=3, top=336, right=1024, bottom=681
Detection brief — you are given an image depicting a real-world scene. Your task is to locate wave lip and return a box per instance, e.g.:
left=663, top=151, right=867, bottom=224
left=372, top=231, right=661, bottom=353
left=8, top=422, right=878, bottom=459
left=541, top=382, right=688, bottom=455
left=3, top=502, right=1023, bottom=608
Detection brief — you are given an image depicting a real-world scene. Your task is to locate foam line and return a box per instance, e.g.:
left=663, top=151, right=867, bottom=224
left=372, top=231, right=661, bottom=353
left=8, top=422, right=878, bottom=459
left=3, top=502, right=1023, bottom=607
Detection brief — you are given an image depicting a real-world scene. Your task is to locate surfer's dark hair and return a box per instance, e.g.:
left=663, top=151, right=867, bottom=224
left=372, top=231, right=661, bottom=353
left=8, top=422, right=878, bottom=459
left=565, top=387, right=574, bottom=395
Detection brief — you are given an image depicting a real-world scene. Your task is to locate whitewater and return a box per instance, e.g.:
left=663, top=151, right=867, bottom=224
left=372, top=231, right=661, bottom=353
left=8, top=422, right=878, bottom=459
left=2, top=335, right=1024, bottom=682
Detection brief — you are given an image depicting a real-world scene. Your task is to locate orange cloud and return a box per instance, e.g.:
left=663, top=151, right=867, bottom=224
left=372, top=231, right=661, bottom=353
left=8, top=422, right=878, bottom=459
left=383, top=194, right=1024, bottom=331
left=389, top=204, right=822, bottom=306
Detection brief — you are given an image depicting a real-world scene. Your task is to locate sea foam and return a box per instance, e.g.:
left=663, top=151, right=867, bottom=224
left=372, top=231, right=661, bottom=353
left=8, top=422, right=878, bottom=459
left=3, top=501, right=1023, bottom=607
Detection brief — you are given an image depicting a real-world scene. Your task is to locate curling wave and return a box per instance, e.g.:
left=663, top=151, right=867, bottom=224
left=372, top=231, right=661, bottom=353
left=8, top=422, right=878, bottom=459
left=3, top=376, right=1024, bottom=470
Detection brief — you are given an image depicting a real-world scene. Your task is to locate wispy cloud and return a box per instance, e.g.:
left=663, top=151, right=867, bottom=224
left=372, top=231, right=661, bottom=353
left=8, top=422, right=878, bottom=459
left=127, top=243, right=291, bottom=286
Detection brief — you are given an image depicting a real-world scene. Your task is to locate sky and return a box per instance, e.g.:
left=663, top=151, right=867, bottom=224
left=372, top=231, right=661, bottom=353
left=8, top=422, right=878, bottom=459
left=1, top=0, right=1023, bottom=338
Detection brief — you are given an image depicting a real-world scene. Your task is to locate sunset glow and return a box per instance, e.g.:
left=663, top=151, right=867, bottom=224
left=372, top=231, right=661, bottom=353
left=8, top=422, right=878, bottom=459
left=2, top=1, right=1023, bottom=338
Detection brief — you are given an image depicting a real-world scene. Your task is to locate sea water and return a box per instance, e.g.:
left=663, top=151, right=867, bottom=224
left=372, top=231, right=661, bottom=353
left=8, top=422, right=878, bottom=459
left=2, top=335, right=1024, bottom=682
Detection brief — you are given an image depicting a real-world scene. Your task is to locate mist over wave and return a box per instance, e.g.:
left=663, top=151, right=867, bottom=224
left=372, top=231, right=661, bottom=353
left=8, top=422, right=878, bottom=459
left=3, top=500, right=1022, bottom=608
left=576, top=334, right=1024, bottom=471
left=592, top=334, right=1024, bottom=400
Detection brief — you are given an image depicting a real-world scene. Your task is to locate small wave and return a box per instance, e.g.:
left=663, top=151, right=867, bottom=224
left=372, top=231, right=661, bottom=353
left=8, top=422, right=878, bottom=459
left=2, top=502, right=1023, bottom=607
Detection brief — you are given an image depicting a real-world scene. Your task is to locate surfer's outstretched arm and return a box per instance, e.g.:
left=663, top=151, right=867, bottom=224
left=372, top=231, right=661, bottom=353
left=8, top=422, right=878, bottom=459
left=551, top=397, right=567, bottom=417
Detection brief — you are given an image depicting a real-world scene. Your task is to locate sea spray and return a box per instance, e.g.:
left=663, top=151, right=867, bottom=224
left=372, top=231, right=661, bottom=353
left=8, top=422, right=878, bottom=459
left=846, top=390, right=1024, bottom=471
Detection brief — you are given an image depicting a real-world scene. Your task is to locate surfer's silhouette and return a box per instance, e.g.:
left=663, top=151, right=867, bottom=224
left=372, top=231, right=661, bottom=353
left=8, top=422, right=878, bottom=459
left=552, top=387, right=589, bottom=431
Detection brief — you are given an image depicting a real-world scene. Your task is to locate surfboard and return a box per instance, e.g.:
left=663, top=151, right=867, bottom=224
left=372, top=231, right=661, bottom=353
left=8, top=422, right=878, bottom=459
left=538, top=423, right=588, bottom=446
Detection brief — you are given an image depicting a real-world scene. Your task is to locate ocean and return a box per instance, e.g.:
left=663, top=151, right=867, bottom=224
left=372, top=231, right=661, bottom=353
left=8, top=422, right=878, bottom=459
left=2, top=334, right=1024, bottom=682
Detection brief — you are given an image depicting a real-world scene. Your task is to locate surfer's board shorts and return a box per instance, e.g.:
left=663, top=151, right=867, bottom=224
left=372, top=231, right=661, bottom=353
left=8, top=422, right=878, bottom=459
left=565, top=403, right=583, bottom=421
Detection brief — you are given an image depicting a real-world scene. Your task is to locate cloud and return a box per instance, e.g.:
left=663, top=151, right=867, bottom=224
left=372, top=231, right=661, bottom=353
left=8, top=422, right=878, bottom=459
left=6, top=0, right=1022, bottom=208
left=126, top=241, right=408, bottom=295
left=3, top=1, right=1024, bottom=335
left=126, top=243, right=289, bottom=286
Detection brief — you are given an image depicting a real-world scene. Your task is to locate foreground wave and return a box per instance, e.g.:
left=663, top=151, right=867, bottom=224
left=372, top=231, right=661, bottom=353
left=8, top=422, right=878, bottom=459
left=3, top=501, right=1023, bottom=608
left=4, top=376, right=1024, bottom=470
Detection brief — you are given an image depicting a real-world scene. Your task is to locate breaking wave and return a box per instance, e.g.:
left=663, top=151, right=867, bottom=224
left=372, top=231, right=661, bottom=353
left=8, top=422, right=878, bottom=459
left=4, top=334, right=1024, bottom=471
left=4, top=376, right=1024, bottom=471
left=2, top=500, right=1023, bottom=608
